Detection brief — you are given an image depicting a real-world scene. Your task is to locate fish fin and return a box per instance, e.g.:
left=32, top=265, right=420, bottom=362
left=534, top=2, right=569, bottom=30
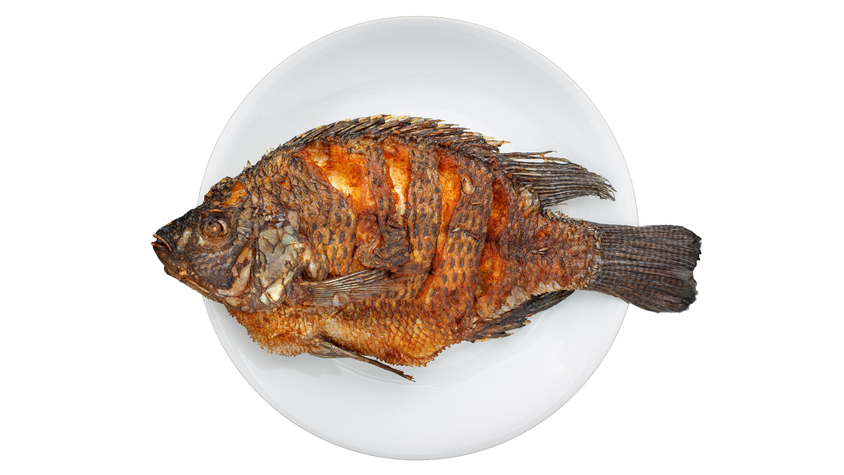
left=589, top=224, right=701, bottom=312
left=466, top=290, right=574, bottom=342
left=283, top=115, right=498, bottom=162
left=301, top=269, right=404, bottom=306
left=312, top=338, right=414, bottom=381
left=496, top=152, right=615, bottom=207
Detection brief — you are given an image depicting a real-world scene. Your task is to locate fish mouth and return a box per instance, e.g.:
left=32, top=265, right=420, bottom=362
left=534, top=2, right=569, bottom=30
left=152, top=233, right=173, bottom=253
left=153, top=233, right=187, bottom=282
left=152, top=232, right=217, bottom=299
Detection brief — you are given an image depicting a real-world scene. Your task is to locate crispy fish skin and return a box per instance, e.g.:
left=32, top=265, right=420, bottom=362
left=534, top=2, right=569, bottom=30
left=153, top=116, right=700, bottom=373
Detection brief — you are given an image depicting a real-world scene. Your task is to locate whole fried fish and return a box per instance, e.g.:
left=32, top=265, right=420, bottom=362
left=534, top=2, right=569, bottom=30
left=153, top=116, right=700, bottom=380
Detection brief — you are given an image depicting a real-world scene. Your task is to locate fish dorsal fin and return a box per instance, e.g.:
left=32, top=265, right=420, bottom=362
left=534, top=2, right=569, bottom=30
left=496, top=152, right=615, bottom=207
left=282, top=115, right=499, bottom=159
left=300, top=269, right=404, bottom=307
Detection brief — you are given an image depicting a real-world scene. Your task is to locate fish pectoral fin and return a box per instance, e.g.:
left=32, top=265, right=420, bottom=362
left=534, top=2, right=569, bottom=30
left=301, top=268, right=404, bottom=307
left=466, top=289, right=575, bottom=342
left=312, top=338, right=414, bottom=382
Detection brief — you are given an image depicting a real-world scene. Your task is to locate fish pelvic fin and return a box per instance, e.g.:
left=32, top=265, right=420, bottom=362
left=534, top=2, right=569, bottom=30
left=312, top=338, right=414, bottom=382
left=588, top=224, right=701, bottom=312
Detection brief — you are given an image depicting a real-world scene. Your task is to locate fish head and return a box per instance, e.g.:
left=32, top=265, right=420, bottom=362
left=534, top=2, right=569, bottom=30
left=152, top=175, right=309, bottom=311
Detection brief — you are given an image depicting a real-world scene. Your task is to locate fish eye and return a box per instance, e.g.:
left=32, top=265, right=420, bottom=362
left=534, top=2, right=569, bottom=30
left=202, top=216, right=229, bottom=239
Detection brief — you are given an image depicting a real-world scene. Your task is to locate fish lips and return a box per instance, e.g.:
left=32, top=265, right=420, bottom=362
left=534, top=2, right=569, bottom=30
left=152, top=233, right=190, bottom=281
left=152, top=215, right=193, bottom=275
left=152, top=232, right=173, bottom=255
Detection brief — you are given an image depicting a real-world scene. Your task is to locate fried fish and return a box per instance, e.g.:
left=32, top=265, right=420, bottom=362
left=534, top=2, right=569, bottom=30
left=153, top=116, right=700, bottom=380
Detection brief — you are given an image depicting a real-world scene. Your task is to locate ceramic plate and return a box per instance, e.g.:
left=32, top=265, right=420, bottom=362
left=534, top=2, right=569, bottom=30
left=200, top=17, right=636, bottom=459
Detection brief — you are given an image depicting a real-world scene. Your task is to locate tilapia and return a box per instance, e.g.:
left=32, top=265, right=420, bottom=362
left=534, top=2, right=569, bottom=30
left=153, top=115, right=700, bottom=380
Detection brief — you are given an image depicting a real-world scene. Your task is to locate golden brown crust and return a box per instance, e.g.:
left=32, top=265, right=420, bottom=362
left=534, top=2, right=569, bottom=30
left=155, top=116, right=635, bottom=369
left=225, top=128, right=603, bottom=366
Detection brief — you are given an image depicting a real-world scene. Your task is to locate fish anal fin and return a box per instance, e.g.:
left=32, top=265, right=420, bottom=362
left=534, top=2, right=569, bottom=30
left=466, top=289, right=574, bottom=342
left=497, top=152, right=615, bottom=207
left=301, top=268, right=404, bottom=306
left=312, top=338, right=414, bottom=381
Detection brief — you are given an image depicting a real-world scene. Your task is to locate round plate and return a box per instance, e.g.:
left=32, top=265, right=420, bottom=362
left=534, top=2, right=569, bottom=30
left=200, top=17, right=636, bottom=459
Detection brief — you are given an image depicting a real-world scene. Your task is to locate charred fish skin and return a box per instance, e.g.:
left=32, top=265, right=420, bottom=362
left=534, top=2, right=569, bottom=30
left=153, top=115, right=700, bottom=372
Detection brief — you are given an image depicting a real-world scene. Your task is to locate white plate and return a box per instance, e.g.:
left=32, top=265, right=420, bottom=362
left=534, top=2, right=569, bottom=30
left=200, top=17, right=637, bottom=459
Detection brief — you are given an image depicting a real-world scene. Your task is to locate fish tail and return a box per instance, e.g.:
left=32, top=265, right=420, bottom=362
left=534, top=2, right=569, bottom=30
left=588, top=224, right=701, bottom=312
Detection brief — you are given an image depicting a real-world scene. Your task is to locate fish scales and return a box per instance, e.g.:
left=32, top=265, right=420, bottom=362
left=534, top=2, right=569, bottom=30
left=154, top=115, right=701, bottom=378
